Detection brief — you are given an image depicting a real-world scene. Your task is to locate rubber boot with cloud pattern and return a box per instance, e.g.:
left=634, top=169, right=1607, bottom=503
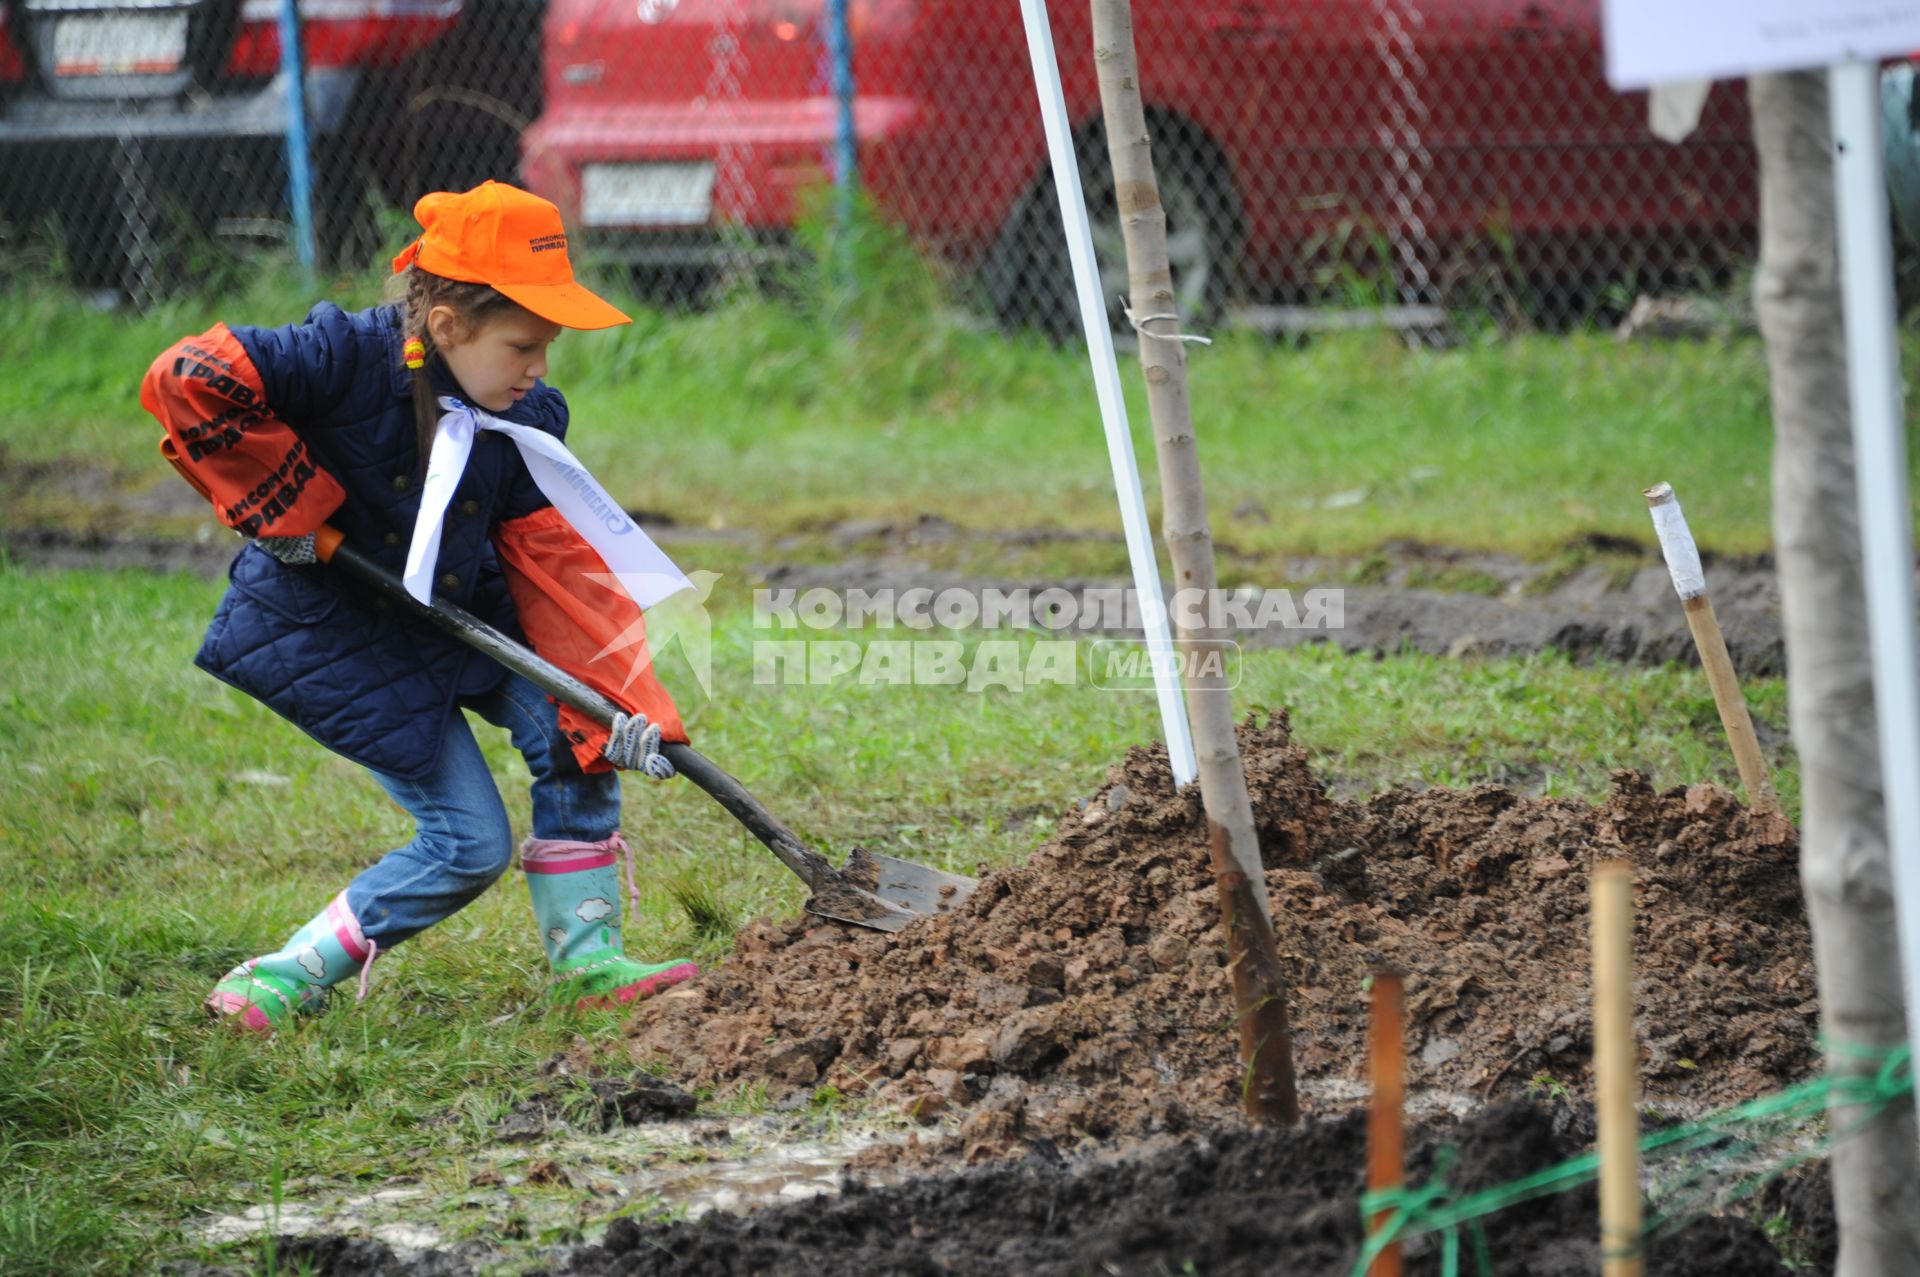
left=521, top=834, right=697, bottom=1009
left=205, top=891, right=369, bottom=1032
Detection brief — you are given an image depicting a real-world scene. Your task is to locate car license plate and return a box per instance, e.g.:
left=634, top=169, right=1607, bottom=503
left=580, top=163, right=716, bottom=227
left=53, top=13, right=187, bottom=76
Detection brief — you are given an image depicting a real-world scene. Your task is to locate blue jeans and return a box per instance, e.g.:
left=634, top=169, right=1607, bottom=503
left=345, top=672, right=623, bottom=946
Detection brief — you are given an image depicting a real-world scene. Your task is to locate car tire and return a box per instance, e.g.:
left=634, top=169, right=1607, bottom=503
left=628, top=264, right=722, bottom=309
left=981, top=122, right=1238, bottom=340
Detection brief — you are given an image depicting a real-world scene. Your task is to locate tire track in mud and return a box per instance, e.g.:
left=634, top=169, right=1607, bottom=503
left=758, top=558, right=1784, bottom=676
left=2, top=520, right=1788, bottom=675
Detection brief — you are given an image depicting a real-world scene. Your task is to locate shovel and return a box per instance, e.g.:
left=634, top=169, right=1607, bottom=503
left=308, top=523, right=978, bottom=932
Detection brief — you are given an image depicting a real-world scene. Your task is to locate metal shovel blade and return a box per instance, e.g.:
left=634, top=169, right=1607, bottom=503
left=842, top=847, right=980, bottom=919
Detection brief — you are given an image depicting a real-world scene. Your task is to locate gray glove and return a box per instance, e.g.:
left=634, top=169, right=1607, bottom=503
left=253, top=533, right=318, bottom=565
left=603, top=710, right=676, bottom=780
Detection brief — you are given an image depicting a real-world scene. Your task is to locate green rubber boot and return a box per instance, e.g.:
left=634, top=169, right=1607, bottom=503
left=205, top=891, right=373, bottom=1032
left=521, top=834, right=698, bottom=1009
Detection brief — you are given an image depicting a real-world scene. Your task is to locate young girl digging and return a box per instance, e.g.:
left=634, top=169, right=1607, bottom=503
left=141, top=182, right=699, bottom=1031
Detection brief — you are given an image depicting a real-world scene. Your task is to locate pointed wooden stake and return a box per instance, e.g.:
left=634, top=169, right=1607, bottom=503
left=1592, top=861, right=1644, bottom=1277
left=1366, top=970, right=1407, bottom=1277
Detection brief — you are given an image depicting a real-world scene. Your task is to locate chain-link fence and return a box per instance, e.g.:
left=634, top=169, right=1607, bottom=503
left=1, top=0, right=1873, bottom=331
left=0, top=0, right=542, bottom=304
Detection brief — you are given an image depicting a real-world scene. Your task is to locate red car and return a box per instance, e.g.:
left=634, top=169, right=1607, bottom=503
left=0, top=0, right=544, bottom=297
left=521, top=0, right=1755, bottom=328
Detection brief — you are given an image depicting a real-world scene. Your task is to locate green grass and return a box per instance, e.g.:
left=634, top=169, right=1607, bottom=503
left=7, top=237, right=1913, bottom=564
left=557, top=307, right=1797, bottom=561
left=0, top=565, right=1793, bottom=1271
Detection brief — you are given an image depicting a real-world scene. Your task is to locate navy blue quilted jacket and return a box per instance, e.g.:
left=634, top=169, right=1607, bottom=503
left=183, top=301, right=567, bottom=781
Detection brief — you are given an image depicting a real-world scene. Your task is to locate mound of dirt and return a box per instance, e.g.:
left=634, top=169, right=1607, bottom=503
left=558, top=1101, right=1795, bottom=1277
left=628, top=714, right=1815, bottom=1158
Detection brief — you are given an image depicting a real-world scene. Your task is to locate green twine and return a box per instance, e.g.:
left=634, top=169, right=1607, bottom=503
left=1348, top=1043, right=1912, bottom=1277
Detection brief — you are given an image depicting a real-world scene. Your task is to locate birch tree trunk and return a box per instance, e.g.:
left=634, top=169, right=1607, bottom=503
left=1090, top=0, right=1298, bottom=1124
left=1751, top=70, right=1920, bottom=1274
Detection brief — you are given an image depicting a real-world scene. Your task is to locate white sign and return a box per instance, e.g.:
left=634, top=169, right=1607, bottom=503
left=1604, top=0, right=1920, bottom=88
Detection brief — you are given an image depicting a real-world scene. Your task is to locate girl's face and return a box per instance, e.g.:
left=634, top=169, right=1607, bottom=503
left=428, top=302, right=563, bottom=413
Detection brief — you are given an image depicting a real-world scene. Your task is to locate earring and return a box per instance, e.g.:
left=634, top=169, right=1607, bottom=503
left=403, top=338, right=426, bottom=370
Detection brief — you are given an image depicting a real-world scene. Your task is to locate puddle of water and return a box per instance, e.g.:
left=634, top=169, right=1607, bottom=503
left=1305, top=1077, right=1481, bottom=1121
left=191, top=1114, right=912, bottom=1256
left=195, top=1185, right=447, bottom=1250
left=198, top=1203, right=332, bottom=1246
left=372, top=1223, right=447, bottom=1250
left=612, top=1126, right=907, bottom=1220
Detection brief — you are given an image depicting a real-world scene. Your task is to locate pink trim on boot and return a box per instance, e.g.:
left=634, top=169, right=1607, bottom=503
left=522, top=853, right=617, bottom=875
left=205, top=990, right=275, bottom=1033
left=326, top=892, right=370, bottom=963
left=520, top=833, right=640, bottom=908
left=357, top=939, right=382, bottom=1003
left=570, top=960, right=700, bottom=1011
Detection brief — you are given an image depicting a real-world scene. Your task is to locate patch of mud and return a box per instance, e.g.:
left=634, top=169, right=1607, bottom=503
left=761, top=517, right=1790, bottom=675
left=627, top=715, right=1814, bottom=1163
left=187, top=1188, right=470, bottom=1275
left=232, top=1235, right=484, bottom=1277
left=2, top=503, right=1790, bottom=673
left=759, top=552, right=1786, bottom=676
left=804, top=512, right=1120, bottom=553
left=1758, top=1160, right=1838, bottom=1271
left=1, top=525, right=236, bottom=577
left=467, top=1056, right=909, bottom=1215
left=178, top=1110, right=915, bottom=1276
left=491, top=1074, right=698, bottom=1142
left=556, top=1101, right=1796, bottom=1277
left=180, top=1106, right=1821, bottom=1277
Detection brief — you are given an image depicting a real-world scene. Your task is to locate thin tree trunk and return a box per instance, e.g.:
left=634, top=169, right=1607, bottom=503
left=1751, top=70, right=1920, bottom=1275
left=1089, top=0, right=1298, bottom=1125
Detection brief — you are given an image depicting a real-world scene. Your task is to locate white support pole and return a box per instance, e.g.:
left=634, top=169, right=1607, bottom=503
left=1829, top=58, right=1920, bottom=1077
left=1016, top=0, right=1198, bottom=786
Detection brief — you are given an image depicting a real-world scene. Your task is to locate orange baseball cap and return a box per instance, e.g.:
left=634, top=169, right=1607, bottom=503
left=391, top=181, right=630, bottom=331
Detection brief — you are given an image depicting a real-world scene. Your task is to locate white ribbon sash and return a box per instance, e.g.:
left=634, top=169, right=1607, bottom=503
left=403, top=396, right=691, bottom=608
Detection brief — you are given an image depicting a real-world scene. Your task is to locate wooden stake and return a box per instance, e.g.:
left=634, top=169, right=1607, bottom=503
left=1366, top=970, right=1407, bottom=1277
left=1592, top=861, right=1644, bottom=1277
left=1680, top=592, right=1781, bottom=814
left=1643, top=482, right=1781, bottom=814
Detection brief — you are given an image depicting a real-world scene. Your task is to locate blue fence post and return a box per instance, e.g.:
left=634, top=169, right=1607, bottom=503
left=826, top=0, right=856, bottom=275
left=277, top=0, right=316, bottom=274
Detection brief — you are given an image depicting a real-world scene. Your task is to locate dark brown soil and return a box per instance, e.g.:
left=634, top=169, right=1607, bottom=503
left=556, top=1101, right=1794, bottom=1277
left=628, top=714, right=1815, bottom=1162
left=214, top=1103, right=1817, bottom=1276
